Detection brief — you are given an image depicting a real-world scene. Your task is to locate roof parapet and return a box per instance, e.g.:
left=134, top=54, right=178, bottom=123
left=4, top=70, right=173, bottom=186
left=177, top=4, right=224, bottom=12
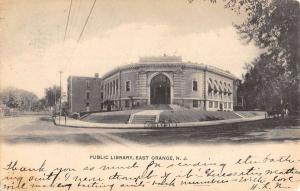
left=139, top=55, right=182, bottom=63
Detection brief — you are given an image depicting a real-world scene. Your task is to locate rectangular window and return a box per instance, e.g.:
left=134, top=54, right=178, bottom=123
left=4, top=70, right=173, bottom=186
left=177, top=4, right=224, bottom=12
left=113, top=80, right=116, bottom=95
left=106, top=84, right=108, bottom=96
left=106, top=84, right=109, bottom=97
left=228, top=102, right=231, bottom=109
left=86, top=102, right=90, bottom=107
left=116, top=80, right=119, bottom=95
left=224, top=102, right=227, bottom=109
left=125, top=100, right=130, bottom=107
left=214, top=101, right=218, bottom=108
left=86, top=80, right=90, bottom=88
left=209, top=101, right=213, bottom=108
left=193, top=100, right=198, bottom=108
left=110, top=82, right=112, bottom=96
left=86, top=92, right=90, bottom=99
left=126, top=81, right=131, bottom=92
left=193, top=81, right=198, bottom=91
left=116, top=80, right=119, bottom=94
left=100, top=92, right=103, bottom=99
left=107, top=83, right=109, bottom=96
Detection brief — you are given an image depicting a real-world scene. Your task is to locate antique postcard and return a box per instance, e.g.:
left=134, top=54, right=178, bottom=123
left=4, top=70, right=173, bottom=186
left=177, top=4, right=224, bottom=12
left=0, top=0, right=299, bottom=190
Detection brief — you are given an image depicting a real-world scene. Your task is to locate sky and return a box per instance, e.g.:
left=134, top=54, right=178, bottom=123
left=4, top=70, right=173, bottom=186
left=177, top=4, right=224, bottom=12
left=0, top=0, right=261, bottom=98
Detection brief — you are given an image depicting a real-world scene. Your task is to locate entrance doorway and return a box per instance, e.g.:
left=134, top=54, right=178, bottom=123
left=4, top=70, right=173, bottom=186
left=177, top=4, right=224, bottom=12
left=150, top=74, right=170, bottom=104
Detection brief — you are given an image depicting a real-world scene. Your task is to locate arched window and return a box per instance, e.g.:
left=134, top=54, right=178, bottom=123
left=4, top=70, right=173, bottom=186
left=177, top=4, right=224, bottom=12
left=224, top=82, right=228, bottom=95
left=208, top=78, right=213, bottom=96
left=214, top=80, right=219, bottom=94
left=219, top=81, right=223, bottom=93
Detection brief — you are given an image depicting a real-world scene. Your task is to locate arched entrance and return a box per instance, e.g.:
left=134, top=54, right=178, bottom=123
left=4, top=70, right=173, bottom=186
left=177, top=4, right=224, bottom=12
left=150, top=74, right=171, bottom=104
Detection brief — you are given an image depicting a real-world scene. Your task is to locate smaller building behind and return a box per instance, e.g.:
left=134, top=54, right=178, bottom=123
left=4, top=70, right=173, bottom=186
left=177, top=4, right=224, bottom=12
left=67, top=73, right=102, bottom=114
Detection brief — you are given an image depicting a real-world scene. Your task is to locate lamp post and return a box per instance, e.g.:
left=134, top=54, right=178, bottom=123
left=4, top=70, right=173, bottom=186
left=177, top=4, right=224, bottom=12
left=59, top=71, right=63, bottom=123
left=54, top=87, right=56, bottom=116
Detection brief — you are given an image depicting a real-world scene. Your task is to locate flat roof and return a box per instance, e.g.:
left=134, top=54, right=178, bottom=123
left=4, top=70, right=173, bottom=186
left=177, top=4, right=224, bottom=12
left=68, top=76, right=102, bottom=80
left=102, top=56, right=238, bottom=80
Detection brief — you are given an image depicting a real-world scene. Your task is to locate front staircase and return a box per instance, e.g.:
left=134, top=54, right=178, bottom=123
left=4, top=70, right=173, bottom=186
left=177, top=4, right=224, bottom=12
left=128, top=110, right=162, bottom=124
left=131, top=115, right=157, bottom=124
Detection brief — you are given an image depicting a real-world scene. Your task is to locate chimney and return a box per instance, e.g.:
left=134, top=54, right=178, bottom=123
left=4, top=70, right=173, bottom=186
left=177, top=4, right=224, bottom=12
left=94, top=73, right=99, bottom=78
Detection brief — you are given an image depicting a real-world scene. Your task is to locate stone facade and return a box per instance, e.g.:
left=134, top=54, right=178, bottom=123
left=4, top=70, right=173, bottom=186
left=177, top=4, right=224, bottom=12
left=100, top=56, right=238, bottom=111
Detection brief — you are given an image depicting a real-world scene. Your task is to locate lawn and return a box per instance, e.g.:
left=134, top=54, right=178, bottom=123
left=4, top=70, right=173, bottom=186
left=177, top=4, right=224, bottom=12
left=81, top=110, right=141, bottom=124
left=80, top=109, right=265, bottom=124
left=159, top=110, right=241, bottom=123
left=234, top=111, right=266, bottom=118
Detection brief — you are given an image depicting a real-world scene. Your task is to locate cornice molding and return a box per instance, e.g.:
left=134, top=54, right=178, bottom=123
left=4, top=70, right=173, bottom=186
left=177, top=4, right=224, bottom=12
left=102, top=62, right=238, bottom=80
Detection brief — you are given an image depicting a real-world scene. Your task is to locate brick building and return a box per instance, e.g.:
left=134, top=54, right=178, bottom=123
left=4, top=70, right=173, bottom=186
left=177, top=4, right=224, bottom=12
left=67, top=74, right=102, bottom=113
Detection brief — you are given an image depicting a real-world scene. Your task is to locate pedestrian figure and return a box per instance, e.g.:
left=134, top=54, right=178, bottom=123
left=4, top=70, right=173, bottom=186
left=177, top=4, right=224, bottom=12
left=281, top=108, right=285, bottom=119
left=62, top=108, right=67, bottom=125
left=265, top=111, right=267, bottom=119
left=64, top=112, right=67, bottom=125
left=285, top=108, right=289, bottom=118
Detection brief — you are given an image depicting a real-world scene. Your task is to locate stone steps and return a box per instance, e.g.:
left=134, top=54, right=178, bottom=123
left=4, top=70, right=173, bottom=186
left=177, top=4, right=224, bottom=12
left=169, top=104, right=188, bottom=111
left=131, top=115, right=157, bottom=124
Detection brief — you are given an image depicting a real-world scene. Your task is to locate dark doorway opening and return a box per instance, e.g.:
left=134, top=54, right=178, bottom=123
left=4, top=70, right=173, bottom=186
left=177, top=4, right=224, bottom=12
left=150, top=74, right=171, bottom=104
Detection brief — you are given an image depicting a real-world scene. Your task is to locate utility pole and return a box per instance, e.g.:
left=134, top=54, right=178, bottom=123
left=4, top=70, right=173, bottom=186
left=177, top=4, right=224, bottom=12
left=54, top=86, right=56, bottom=106
left=240, top=96, right=244, bottom=109
left=59, top=71, right=63, bottom=123
left=54, top=87, right=57, bottom=114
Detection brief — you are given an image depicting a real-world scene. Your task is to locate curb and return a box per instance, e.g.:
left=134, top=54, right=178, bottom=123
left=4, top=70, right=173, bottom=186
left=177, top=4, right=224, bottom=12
left=53, top=116, right=265, bottom=129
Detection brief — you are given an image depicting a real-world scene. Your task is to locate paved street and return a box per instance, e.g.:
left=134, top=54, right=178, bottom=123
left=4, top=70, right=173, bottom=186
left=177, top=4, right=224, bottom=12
left=0, top=115, right=299, bottom=145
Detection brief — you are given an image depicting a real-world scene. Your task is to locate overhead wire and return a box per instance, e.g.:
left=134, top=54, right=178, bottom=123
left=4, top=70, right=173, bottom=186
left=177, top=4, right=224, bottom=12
left=77, top=0, right=97, bottom=42
left=61, top=0, right=98, bottom=80
left=63, top=0, right=73, bottom=41
left=69, top=0, right=82, bottom=39
left=63, top=0, right=82, bottom=72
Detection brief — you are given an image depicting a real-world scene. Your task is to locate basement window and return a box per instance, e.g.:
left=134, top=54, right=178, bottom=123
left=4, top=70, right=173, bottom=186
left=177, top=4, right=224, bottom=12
left=209, top=101, right=213, bottom=108
left=125, top=100, right=130, bottom=107
left=214, top=101, right=218, bottom=108
left=193, top=100, right=198, bottom=108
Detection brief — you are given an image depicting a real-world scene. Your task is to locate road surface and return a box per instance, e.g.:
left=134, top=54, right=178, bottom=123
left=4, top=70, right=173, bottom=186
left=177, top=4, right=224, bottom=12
left=0, top=115, right=299, bottom=145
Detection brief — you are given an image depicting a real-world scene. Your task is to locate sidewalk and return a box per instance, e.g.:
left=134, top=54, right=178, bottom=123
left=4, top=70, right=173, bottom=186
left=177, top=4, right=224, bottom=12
left=53, top=115, right=266, bottom=129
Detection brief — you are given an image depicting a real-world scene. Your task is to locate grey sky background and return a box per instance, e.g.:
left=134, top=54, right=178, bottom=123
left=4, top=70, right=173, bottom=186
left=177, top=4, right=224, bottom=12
left=0, top=0, right=260, bottom=97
